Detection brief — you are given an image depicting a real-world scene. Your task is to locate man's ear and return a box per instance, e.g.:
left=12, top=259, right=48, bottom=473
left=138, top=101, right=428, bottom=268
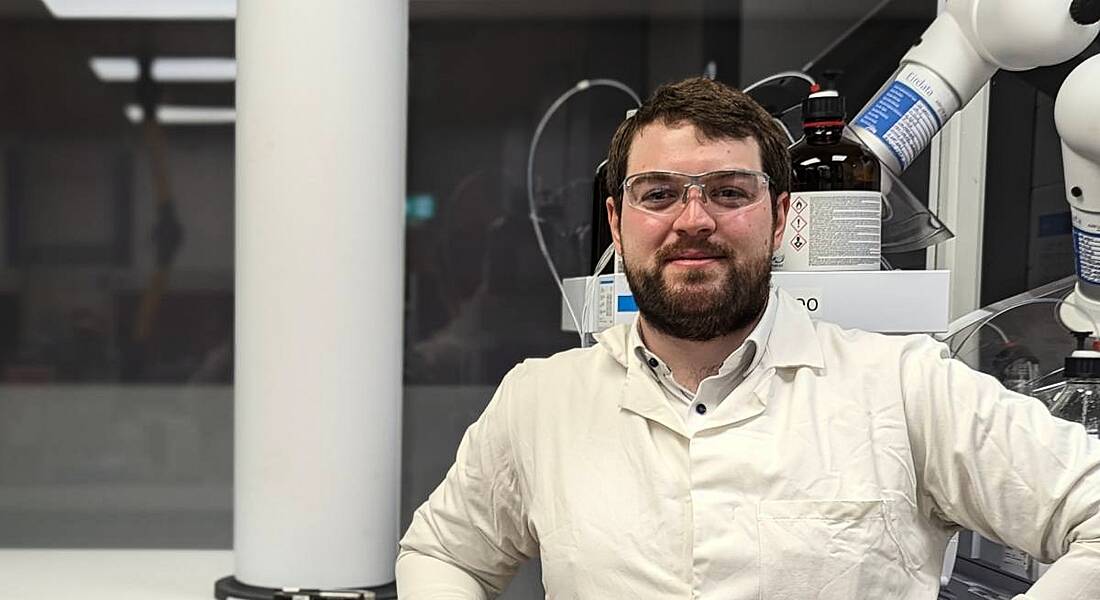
left=772, top=191, right=790, bottom=249
left=606, top=197, right=623, bottom=255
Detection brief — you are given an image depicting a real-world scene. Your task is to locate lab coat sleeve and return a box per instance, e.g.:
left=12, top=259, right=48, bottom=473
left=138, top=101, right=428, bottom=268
left=397, top=365, right=537, bottom=599
left=900, top=337, right=1100, bottom=599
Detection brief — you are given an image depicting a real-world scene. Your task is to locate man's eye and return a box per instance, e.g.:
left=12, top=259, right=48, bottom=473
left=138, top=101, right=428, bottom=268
left=711, top=186, right=750, bottom=199
left=710, top=187, right=755, bottom=206
left=641, top=188, right=677, bottom=203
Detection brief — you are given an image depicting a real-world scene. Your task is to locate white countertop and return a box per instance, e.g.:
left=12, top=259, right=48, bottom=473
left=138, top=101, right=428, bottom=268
left=2, top=549, right=233, bottom=600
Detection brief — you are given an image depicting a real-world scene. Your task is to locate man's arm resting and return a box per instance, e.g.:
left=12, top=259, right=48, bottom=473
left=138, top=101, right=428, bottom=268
left=396, top=365, right=537, bottom=597
left=901, top=338, right=1100, bottom=599
left=1016, top=543, right=1100, bottom=600
left=396, top=552, right=490, bottom=600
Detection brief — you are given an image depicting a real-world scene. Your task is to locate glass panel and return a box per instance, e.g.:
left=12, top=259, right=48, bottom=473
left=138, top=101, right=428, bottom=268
left=982, top=69, right=1080, bottom=303
left=0, top=11, right=235, bottom=548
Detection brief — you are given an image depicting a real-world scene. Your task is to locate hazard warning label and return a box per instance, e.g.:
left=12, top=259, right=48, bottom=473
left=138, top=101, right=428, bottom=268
left=775, top=191, right=882, bottom=271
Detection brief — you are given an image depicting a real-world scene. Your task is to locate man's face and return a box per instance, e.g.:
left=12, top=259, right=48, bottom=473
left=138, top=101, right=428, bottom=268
left=606, top=122, right=789, bottom=341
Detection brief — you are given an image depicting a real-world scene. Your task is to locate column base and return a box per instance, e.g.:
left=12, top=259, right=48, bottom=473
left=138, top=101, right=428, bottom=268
left=214, top=576, right=397, bottom=600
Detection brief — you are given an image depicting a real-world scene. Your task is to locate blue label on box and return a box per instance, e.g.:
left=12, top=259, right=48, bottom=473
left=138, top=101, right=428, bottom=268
left=1038, top=212, right=1071, bottom=237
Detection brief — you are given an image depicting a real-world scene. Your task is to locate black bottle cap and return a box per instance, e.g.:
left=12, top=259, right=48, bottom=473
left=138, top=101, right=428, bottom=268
left=1071, top=0, right=1100, bottom=25
left=1066, top=354, right=1100, bottom=378
left=802, top=93, right=846, bottom=123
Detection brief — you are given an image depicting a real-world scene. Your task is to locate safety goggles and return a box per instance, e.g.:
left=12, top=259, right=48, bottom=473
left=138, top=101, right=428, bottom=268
left=621, top=169, right=772, bottom=218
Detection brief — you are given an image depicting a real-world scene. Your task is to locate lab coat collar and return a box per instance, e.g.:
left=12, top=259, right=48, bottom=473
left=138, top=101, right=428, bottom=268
left=593, top=287, right=825, bottom=436
left=622, top=357, right=692, bottom=438
left=759, top=287, right=826, bottom=371
left=593, top=287, right=825, bottom=373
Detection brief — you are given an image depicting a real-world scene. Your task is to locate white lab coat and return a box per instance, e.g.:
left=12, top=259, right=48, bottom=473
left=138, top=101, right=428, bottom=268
left=398, top=290, right=1100, bottom=599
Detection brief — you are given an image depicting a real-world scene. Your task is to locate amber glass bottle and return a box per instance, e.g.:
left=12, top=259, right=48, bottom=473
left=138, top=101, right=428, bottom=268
left=775, top=88, right=882, bottom=271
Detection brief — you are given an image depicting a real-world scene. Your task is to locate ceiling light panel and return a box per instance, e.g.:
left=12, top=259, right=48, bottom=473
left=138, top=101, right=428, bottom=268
left=91, top=57, right=236, bottom=82
left=153, top=58, right=237, bottom=82
left=89, top=57, right=139, bottom=81
left=124, top=104, right=144, bottom=124
left=158, top=105, right=235, bottom=124
left=43, top=0, right=235, bottom=19
left=124, top=104, right=235, bottom=125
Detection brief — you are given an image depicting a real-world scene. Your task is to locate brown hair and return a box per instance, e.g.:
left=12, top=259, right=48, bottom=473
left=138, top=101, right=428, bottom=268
left=606, top=77, right=791, bottom=216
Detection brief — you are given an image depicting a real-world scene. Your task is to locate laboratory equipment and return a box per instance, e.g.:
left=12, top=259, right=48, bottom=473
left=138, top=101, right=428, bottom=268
left=992, top=342, right=1041, bottom=395
left=1047, top=334, right=1100, bottom=435
left=849, top=0, right=1100, bottom=332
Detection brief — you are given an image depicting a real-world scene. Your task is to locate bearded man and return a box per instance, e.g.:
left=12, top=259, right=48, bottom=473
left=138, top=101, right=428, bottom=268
left=396, top=77, right=1100, bottom=599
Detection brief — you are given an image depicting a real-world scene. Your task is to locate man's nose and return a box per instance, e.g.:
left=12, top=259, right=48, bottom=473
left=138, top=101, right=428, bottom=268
left=673, top=185, right=716, bottom=236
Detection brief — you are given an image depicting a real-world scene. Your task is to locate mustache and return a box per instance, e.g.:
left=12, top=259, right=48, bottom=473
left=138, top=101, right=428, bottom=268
left=654, top=240, right=732, bottom=262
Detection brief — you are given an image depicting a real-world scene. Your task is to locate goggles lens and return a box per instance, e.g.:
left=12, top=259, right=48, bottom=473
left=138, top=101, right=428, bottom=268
left=623, top=170, right=770, bottom=216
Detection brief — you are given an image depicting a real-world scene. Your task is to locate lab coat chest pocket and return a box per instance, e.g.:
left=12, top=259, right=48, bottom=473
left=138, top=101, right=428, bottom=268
left=757, top=499, right=906, bottom=600
left=539, top=524, right=579, bottom=599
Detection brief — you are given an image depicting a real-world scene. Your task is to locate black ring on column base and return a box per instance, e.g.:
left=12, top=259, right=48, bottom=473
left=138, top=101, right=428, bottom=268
left=215, top=576, right=397, bottom=600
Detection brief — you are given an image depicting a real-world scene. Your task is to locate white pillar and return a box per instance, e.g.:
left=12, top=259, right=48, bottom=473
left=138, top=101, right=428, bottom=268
left=235, top=0, right=407, bottom=589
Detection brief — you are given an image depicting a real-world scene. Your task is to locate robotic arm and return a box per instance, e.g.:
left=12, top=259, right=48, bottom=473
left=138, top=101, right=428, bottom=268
left=848, top=0, right=1100, bottom=331
left=1056, top=53, right=1100, bottom=331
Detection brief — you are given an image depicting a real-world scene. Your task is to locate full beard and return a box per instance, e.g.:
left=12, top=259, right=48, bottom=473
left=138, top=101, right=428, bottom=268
left=624, top=239, right=772, bottom=342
